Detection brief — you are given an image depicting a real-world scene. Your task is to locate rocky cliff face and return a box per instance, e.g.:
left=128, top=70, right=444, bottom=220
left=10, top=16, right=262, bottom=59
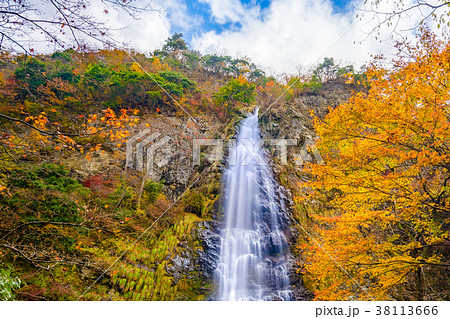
left=114, top=79, right=361, bottom=300
left=161, top=79, right=362, bottom=300
left=260, top=79, right=358, bottom=154
left=258, top=78, right=363, bottom=299
left=121, top=113, right=243, bottom=300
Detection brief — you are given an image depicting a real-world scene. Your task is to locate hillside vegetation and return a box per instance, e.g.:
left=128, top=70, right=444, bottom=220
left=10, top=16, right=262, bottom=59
left=1, top=28, right=448, bottom=301
left=0, top=34, right=268, bottom=300
left=259, top=29, right=449, bottom=301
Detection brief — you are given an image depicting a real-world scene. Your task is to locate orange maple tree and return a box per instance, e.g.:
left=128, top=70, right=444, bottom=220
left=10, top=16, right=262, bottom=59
left=299, top=29, right=450, bottom=300
left=0, top=107, right=138, bottom=163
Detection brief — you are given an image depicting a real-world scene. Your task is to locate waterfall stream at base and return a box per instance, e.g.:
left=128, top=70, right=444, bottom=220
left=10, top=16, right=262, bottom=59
left=214, top=110, right=292, bottom=301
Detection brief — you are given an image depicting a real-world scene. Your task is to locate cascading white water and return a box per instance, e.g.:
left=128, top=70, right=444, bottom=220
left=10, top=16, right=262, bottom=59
left=214, top=110, right=292, bottom=301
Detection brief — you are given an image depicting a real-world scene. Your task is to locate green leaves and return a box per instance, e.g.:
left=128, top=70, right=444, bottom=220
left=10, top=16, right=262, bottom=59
left=161, top=33, right=188, bottom=53
left=4, top=163, right=84, bottom=224
left=14, top=58, right=47, bottom=95
left=142, top=180, right=163, bottom=204
left=213, top=76, right=256, bottom=107
left=9, top=163, right=81, bottom=193
left=159, top=71, right=196, bottom=92
left=84, top=63, right=111, bottom=84
left=0, top=264, right=21, bottom=301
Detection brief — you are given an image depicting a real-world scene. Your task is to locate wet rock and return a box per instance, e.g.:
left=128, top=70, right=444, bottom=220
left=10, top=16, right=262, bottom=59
left=267, top=232, right=286, bottom=255
left=196, top=221, right=222, bottom=278
left=166, top=253, right=195, bottom=283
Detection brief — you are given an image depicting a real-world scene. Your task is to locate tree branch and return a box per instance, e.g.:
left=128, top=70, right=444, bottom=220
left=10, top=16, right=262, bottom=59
left=0, top=243, right=106, bottom=272
left=0, top=112, right=82, bottom=137
left=0, top=220, right=112, bottom=241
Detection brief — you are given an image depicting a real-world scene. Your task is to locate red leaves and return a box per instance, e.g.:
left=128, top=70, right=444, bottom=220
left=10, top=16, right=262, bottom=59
left=83, top=175, right=103, bottom=188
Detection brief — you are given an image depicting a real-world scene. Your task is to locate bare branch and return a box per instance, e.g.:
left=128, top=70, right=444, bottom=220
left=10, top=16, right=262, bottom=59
left=0, top=0, right=157, bottom=53
left=0, top=112, right=87, bottom=137
left=0, top=220, right=113, bottom=242
left=0, top=243, right=106, bottom=272
left=357, top=0, right=450, bottom=37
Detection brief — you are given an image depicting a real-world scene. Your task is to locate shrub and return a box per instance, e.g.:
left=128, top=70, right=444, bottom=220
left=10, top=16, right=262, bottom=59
left=14, top=58, right=47, bottom=95
left=143, top=180, right=163, bottom=204
left=0, top=265, right=21, bottom=301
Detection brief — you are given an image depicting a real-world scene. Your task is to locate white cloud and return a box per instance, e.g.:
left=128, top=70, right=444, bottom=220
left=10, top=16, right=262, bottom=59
left=199, top=0, right=247, bottom=24
left=90, top=0, right=175, bottom=53
left=25, top=0, right=444, bottom=74
left=18, top=0, right=175, bottom=54
left=191, top=0, right=429, bottom=75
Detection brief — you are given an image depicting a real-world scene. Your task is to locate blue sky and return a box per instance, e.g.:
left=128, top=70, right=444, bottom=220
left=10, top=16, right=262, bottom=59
left=100, top=0, right=428, bottom=74
left=171, top=0, right=355, bottom=46
left=182, top=0, right=273, bottom=36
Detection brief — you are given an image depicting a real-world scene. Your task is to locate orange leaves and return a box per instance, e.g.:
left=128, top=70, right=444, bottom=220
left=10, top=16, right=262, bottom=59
left=83, top=108, right=138, bottom=140
left=300, top=29, right=450, bottom=300
left=87, top=114, right=97, bottom=123
left=236, top=75, right=248, bottom=85
left=24, top=112, right=48, bottom=129
left=59, top=135, right=75, bottom=146
left=68, top=108, right=140, bottom=160
left=34, top=113, right=48, bottom=129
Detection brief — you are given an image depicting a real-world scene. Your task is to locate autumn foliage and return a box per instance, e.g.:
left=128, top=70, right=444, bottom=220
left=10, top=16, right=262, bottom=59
left=0, top=35, right=264, bottom=300
left=300, top=29, right=450, bottom=300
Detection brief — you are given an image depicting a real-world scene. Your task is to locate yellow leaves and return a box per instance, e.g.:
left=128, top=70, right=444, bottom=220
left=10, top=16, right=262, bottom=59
left=151, top=57, right=164, bottom=72
left=86, top=126, right=98, bottom=134
left=236, top=75, right=248, bottom=85
left=299, top=29, right=450, bottom=301
left=87, top=114, right=98, bottom=123
left=130, top=62, right=143, bottom=73
left=34, top=112, right=48, bottom=129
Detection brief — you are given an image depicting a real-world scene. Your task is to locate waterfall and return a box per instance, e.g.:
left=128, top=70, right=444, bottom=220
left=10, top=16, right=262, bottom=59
left=214, top=110, right=292, bottom=301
